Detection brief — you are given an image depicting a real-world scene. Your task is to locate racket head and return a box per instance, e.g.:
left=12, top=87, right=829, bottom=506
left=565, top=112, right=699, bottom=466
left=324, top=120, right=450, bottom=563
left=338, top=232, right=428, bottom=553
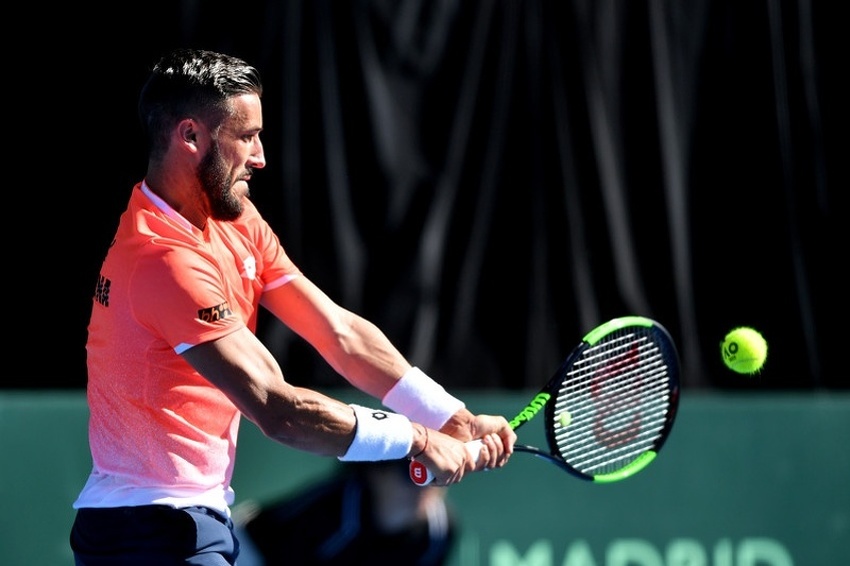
left=542, top=316, right=680, bottom=482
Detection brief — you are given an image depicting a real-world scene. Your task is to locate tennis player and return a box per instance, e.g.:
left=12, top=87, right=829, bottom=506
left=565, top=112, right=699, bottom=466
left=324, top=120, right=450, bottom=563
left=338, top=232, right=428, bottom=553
left=69, top=48, right=515, bottom=565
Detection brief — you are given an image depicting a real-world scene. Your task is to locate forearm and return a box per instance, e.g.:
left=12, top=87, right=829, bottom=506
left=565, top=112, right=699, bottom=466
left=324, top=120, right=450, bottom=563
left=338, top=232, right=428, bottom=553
left=252, top=385, right=356, bottom=455
left=262, top=280, right=412, bottom=398
left=316, top=312, right=412, bottom=398
left=245, top=382, right=431, bottom=460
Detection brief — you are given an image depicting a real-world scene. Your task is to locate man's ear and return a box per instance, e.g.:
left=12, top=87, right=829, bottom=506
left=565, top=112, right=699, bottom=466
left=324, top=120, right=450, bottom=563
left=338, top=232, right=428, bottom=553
left=177, top=119, right=200, bottom=152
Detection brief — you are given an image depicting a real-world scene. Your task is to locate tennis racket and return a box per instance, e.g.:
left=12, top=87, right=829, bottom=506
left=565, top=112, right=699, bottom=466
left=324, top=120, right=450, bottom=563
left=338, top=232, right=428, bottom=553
left=410, top=315, right=680, bottom=485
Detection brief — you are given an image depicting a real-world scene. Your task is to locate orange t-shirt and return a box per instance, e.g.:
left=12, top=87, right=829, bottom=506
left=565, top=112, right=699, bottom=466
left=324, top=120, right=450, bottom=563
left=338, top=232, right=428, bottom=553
left=74, top=182, right=301, bottom=513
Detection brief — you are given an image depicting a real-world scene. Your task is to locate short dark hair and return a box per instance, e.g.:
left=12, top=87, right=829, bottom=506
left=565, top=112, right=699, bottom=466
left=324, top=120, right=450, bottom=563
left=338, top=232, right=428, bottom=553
left=138, top=48, right=263, bottom=159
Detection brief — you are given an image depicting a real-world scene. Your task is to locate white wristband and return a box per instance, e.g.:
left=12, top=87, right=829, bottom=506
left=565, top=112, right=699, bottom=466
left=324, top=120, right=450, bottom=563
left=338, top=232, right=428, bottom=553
left=338, top=404, right=414, bottom=462
left=382, top=367, right=465, bottom=430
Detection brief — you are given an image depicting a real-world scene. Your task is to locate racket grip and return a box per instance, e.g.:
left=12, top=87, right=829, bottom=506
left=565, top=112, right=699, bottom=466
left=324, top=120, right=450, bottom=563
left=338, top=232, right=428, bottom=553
left=409, top=439, right=483, bottom=486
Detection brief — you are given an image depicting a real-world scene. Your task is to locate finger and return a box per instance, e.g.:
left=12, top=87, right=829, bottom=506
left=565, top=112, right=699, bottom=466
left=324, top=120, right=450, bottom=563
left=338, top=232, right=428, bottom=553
left=479, top=434, right=497, bottom=469
left=483, top=434, right=500, bottom=468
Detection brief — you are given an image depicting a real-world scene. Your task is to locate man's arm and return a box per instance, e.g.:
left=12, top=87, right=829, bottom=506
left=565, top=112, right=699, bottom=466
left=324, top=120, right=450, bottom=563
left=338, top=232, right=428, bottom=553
left=182, top=275, right=514, bottom=482
left=260, top=277, right=414, bottom=399
left=260, top=276, right=515, bottom=466
left=181, top=327, right=360, bottom=456
left=181, top=327, right=488, bottom=484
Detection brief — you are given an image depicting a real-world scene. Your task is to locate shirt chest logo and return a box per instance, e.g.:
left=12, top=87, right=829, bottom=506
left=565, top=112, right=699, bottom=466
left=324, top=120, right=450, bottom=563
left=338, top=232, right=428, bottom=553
left=241, top=256, right=257, bottom=281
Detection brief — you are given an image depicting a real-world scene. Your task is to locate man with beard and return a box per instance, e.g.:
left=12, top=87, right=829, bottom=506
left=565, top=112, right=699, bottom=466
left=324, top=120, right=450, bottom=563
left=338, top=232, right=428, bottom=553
left=69, top=49, right=515, bottom=565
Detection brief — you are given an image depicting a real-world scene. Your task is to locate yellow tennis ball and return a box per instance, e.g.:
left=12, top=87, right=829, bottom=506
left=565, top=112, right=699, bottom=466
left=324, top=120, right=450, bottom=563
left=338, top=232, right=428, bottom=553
left=721, top=327, right=768, bottom=375
left=558, top=411, right=572, bottom=428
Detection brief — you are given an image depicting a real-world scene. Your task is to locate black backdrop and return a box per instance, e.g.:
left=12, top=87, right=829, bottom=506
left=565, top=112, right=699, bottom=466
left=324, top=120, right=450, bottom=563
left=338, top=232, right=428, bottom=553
left=22, top=0, right=842, bottom=391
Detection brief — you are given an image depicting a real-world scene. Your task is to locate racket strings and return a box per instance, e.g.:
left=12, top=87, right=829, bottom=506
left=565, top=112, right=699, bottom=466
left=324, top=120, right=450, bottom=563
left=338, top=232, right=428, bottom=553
left=555, top=406, right=669, bottom=472
left=552, top=331, right=675, bottom=475
left=555, top=382, right=670, bottom=436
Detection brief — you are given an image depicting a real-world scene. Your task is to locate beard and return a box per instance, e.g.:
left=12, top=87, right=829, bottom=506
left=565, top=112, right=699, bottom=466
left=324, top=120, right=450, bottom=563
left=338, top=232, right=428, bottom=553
left=198, top=142, right=248, bottom=221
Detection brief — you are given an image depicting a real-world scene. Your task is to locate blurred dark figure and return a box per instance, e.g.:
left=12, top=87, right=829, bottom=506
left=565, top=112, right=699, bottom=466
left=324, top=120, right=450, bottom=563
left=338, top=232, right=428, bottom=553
left=235, top=460, right=458, bottom=565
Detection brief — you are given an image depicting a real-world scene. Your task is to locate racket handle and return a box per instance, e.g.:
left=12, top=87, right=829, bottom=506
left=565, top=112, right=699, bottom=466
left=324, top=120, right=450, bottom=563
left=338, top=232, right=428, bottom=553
left=409, top=439, right=483, bottom=486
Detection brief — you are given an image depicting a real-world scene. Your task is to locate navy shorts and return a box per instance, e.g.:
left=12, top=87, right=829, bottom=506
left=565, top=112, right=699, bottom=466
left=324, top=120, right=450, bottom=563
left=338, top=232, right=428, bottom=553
left=70, top=505, right=239, bottom=565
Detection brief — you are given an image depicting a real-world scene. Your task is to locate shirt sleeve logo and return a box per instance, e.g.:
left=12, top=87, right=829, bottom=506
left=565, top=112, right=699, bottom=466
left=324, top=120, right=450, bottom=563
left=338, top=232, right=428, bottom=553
left=198, top=302, right=233, bottom=323
left=93, top=274, right=111, bottom=307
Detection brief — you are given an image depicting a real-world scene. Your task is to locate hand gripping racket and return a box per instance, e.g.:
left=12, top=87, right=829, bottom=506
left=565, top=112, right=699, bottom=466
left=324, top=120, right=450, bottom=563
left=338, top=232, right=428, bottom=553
left=410, top=316, right=680, bottom=485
